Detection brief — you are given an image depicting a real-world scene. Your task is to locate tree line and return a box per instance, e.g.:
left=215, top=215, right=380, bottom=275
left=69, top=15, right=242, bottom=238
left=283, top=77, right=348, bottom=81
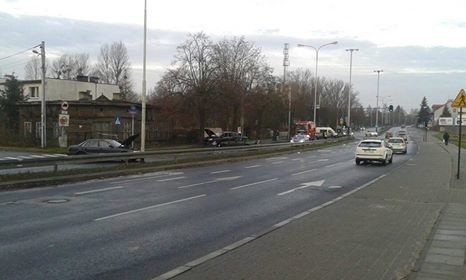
left=149, top=32, right=411, bottom=142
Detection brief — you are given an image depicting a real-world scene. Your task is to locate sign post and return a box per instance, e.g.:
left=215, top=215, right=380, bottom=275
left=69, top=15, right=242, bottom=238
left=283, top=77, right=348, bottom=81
left=452, top=89, right=466, bottom=179
left=128, top=105, right=138, bottom=148
left=58, top=101, right=69, bottom=148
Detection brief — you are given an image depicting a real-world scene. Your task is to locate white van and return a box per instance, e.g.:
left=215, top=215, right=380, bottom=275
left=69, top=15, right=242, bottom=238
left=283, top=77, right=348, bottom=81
left=316, top=127, right=337, bottom=139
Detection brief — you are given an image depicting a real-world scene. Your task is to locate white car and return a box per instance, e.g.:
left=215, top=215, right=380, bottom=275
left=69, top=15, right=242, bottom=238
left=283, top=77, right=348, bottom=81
left=387, top=137, right=407, bottom=154
left=355, top=139, right=393, bottom=165
left=290, top=133, right=310, bottom=143
left=365, top=131, right=378, bottom=138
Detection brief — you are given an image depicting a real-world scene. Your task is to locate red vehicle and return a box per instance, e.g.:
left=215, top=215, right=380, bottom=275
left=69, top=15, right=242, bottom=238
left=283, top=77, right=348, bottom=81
left=295, top=121, right=316, bottom=139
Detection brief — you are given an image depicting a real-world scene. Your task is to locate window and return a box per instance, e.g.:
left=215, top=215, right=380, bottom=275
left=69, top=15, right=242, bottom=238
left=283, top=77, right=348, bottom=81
left=359, top=141, right=382, bottom=148
left=29, top=86, right=39, bottom=98
left=24, top=122, right=32, bottom=136
left=35, top=122, right=42, bottom=139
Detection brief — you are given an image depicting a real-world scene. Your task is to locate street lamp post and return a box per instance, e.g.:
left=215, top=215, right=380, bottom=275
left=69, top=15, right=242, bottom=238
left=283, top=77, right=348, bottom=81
left=346, top=48, right=358, bottom=133
left=140, top=0, right=147, bottom=152
left=283, top=43, right=290, bottom=139
left=297, top=41, right=338, bottom=125
left=374, top=70, right=383, bottom=132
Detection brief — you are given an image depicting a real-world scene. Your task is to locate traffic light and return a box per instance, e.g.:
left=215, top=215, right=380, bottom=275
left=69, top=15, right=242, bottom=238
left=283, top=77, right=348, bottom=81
left=388, top=105, right=394, bottom=112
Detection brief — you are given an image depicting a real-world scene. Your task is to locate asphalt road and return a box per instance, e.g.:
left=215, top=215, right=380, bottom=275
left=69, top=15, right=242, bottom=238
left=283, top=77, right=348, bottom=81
left=0, top=129, right=418, bottom=279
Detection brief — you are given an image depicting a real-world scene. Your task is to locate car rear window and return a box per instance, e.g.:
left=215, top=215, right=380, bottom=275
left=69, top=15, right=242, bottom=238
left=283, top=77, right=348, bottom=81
left=388, top=139, right=404, bottom=143
left=359, top=141, right=382, bottom=148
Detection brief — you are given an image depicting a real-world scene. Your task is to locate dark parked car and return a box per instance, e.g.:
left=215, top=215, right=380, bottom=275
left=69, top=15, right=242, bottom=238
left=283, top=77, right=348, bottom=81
left=204, top=129, right=248, bottom=147
left=68, top=134, right=139, bottom=155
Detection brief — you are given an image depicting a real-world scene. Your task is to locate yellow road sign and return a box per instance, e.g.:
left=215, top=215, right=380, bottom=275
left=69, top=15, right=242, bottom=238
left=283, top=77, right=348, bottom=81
left=452, top=89, right=466, bottom=108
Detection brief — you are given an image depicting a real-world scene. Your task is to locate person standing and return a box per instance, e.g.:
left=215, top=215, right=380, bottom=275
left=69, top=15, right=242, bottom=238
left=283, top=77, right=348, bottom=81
left=443, top=131, right=450, bottom=145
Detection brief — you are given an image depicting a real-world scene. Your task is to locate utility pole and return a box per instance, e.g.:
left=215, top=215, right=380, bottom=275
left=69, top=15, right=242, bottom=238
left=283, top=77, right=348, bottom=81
left=40, top=41, right=46, bottom=148
left=283, top=43, right=290, bottom=139
left=374, top=70, right=383, bottom=132
left=346, top=48, right=358, bottom=134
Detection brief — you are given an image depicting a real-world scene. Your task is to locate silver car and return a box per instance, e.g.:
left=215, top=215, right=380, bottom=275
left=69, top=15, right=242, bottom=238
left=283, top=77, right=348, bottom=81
left=387, top=137, right=407, bottom=154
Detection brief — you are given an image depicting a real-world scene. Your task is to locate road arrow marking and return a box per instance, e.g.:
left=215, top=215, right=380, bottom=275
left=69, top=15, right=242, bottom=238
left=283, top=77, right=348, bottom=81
left=278, top=180, right=325, bottom=196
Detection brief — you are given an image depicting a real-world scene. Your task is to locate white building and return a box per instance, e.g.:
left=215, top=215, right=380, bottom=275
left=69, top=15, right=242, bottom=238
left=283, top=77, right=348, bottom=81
left=0, top=76, right=121, bottom=101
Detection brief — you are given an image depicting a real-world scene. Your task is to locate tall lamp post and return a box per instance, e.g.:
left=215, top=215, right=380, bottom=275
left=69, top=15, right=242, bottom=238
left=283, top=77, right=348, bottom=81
left=283, top=43, right=290, bottom=139
left=297, top=41, right=338, bottom=125
left=374, top=69, right=383, bottom=132
left=33, top=41, right=46, bottom=148
left=346, top=48, right=358, bottom=133
left=140, top=0, right=147, bottom=152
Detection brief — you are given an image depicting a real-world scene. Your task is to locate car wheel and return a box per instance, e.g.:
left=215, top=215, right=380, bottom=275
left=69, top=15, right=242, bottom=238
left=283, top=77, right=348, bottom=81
left=355, top=159, right=361, bottom=165
left=389, top=155, right=393, bottom=164
left=382, top=156, right=387, bottom=166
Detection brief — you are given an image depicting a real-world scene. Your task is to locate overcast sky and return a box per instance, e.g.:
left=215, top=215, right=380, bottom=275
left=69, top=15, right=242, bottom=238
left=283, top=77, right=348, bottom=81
left=1, top=0, right=466, bottom=110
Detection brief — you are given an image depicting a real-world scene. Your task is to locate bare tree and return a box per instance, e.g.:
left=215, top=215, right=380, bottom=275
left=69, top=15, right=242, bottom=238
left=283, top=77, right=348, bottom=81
left=212, top=37, right=271, bottom=132
left=95, top=41, right=134, bottom=100
left=50, top=53, right=90, bottom=79
left=24, top=57, right=42, bottom=80
left=166, top=32, right=218, bottom=142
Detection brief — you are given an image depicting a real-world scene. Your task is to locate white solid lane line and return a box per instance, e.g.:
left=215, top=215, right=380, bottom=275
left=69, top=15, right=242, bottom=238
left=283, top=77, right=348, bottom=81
left=271, top=161, right=285, bottom=164
left=210, top=170, right=230, bottom=174
left=244, top=164, right=262, bottom=169
left=157, top=177, right=186, bottom=182
left=110, top=173, right=184, bottom=184
left=178, top=181, right=213, bottom=189
left=316, top=159, right=329, bottom=162
left=230, top=178, right=278, bottom=190
left=266, top=157, right=288, bottom=161
left=75, top=186, right=124, bottom=195
left=95, top=194, right=207, bottom=221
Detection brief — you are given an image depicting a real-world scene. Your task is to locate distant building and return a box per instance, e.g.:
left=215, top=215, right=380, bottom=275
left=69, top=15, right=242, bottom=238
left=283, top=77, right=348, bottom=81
left=432, top=100, right=458, bottom=124
left=0, top=76, right=161, bottom=147
left=0, top=76, right=121, bottom=102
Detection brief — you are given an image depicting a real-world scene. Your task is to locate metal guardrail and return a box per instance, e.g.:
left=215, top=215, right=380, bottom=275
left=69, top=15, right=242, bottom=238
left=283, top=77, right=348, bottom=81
left=0, top=137, right=346, bottom=173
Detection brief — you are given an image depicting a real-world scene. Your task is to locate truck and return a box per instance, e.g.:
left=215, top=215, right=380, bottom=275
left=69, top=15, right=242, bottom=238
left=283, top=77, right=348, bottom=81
left=294, top=121, right=316, bottom=140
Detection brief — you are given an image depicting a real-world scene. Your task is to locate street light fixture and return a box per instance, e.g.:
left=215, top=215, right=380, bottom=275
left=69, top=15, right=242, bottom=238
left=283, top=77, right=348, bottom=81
left=346, top=48, right=358, bottom=133
left=374, top=69, right=383, bottom=132
left=297, top=41, right=338, bottom=125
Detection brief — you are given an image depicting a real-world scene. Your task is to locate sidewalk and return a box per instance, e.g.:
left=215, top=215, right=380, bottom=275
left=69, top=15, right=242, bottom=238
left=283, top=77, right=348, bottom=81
left=410, top=131, right=466, bottom=280
left=158, top=129, right=464, bottom=280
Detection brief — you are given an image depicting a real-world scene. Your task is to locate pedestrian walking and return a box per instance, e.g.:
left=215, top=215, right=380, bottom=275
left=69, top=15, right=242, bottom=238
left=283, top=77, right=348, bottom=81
left=443, top=131, right=450, bottom=145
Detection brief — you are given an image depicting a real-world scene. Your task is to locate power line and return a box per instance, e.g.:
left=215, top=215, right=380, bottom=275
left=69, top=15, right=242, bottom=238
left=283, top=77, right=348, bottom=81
left=0, top=57, right=30, bottom=68
left=0, top=45, right=39, bottom=61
